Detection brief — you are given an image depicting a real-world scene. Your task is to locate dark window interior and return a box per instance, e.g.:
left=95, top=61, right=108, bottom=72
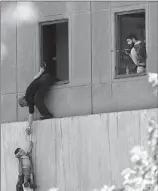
left=40, top=20, right=69, bottom=83
left=115, top=11, right=146, bottom=76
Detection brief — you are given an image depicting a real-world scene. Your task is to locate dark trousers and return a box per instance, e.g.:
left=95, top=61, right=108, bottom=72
left=16, top=175, right=24, bottom=191
left=34, top=73, right=54, bottom=117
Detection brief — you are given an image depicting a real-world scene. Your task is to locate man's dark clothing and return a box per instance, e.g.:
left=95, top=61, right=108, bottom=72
left=25, top=73, right=54, bottom=116
left=134, top=41, right=147, bottom=66
left=42, top=60, right=57, bottom=79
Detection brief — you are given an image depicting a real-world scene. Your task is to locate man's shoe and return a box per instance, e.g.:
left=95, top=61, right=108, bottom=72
left=40, top=115, right=53, bottom=120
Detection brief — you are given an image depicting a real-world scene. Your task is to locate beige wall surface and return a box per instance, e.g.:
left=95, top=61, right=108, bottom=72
left=1, top=1, right=158, bottom=123
left=1, top=108, right=157, bottom=191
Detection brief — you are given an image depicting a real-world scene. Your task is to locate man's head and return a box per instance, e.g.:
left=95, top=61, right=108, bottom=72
left=126, top=34, right=138, bottom=47
left=18, top=96, right=27, bottom=107
left=14, top=148, right=25, bottom=158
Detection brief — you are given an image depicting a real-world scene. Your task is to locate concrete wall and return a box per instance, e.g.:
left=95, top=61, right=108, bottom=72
left=1, top=1, right=158, bottom=123
left=1, top=108, right=157, bottom=191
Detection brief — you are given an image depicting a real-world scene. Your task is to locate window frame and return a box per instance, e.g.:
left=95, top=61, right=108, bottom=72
left=39, top=18, right=70, bottom=86
left=111, top=4, right=148, bottom=81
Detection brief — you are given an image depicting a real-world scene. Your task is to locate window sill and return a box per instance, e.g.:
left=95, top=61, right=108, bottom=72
left=54, top=80, right=69, bottom=85
left=113, top=72, right=147, bottom=82
left=115, top=72, right=146, bottom=79
left=49, top=80, right=69, bottom=90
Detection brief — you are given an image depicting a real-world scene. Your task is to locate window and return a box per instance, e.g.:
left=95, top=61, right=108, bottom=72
left=115, top=10, right=146, bottom=77
left=40, top=19, right=69, bottom=83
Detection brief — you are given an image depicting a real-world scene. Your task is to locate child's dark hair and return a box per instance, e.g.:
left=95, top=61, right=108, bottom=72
left=14, top=148, right=21, bottom=155
left=126, top=34, right=138, bottom=40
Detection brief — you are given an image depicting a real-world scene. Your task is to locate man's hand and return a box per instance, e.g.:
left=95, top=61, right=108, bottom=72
left=124, top=49, right=131, bottom=56
left=26, top=127, right=31, bottom=135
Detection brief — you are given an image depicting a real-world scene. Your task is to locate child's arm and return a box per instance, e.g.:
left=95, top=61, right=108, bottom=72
left=27, top=141, right=33, bottom=156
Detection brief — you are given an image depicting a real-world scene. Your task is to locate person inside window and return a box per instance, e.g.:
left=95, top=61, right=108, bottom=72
left=125, top=34, right=147, bottom=74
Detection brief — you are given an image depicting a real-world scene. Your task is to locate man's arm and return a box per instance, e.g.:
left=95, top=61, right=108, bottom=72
left=26, top=100, right=35, bottom=134
left=28, top=113, right=33, bottom=128
left=33, top=67, right=45, bottom=80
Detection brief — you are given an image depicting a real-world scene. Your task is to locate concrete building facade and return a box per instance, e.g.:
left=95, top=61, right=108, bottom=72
left=1, top=1, right=158, bottom=123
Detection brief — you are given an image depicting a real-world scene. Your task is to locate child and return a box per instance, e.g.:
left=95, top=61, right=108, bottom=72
left=14, top=141, right=37, bottom=189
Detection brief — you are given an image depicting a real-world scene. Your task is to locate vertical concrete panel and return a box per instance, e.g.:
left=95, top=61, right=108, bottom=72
left=71, top=12, right=91, bottom=86
left=1, top=129, right=7, bottom=191
left=34, top=1, right=58, bottom=18
left=112, top=79, right=158, bottom=112
left=57, top=118, right=80, bottom=191
left=108, top=113, right=121, bottom=187
left=1, top=94, right=17, bottom=123
left=1, top=109, right=157, bottom=191
left=110, top=1, right=147, bottom=7
left=140, top=108, right=158, bottom=149
left=57, top=2, right=73, bottom=15
left=139, top=110, right=149, bottom=149
left=1, top=123, right=28, bottom=191
left=147, top=2, right=158, bottom=73
left=58, top=1, right=90, bottom=15
left=91, top=1, right=110, bottom=10
left=92, top=84, right=116, bottom=114
left=34, top=120, right=56, bottom=191
left=86, top=114, right=112, bottom=189
left=108, top=111, right=141, bottom=187
left=45, top=86, right=91, bottom=118
left=116, top=111, right=141, bottom=184
left=67, top=86, right=91, bottom=116
left=17, top=18, right=36, bottom=92
left=72, top=1, right=90, bottom=12
left=92, top=9, right=111, bottom=84
left=1, top=2, right=17, bottom=94
left=55, top=119, right=67, bottom=191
